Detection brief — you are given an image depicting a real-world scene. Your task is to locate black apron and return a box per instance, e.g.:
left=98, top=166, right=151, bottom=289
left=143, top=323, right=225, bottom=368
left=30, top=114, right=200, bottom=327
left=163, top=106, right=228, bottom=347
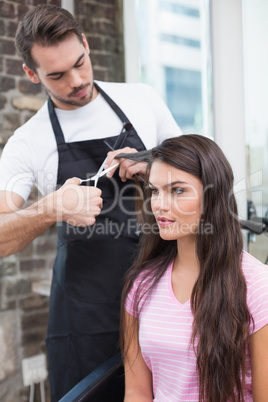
left=46, top=83, right=145, bottom=401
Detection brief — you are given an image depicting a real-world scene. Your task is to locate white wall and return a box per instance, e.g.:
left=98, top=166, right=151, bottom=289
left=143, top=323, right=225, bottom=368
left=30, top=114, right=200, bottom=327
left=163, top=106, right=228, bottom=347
left=210, top=0, right=247, bottom=218
left=242, top=0, right=268, bottom=217
left=123, top=0, right=140, bottom=82
left=61, top=0, right=74, bottom=14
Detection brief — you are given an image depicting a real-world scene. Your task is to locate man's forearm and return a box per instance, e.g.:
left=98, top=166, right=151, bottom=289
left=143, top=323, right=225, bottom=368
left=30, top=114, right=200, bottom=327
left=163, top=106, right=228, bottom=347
left=0, top=179, right=103, bottom=257
left=0, top=195, right=56, bottom=257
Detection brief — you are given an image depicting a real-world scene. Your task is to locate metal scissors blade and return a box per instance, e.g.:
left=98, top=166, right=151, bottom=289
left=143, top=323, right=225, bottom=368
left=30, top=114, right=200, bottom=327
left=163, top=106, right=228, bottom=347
left=79, top=163, right=119, bottom=186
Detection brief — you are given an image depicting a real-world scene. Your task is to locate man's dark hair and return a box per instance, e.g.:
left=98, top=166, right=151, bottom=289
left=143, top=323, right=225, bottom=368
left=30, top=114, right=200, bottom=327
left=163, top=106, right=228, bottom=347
left=15, top=4, right=83, bottom=72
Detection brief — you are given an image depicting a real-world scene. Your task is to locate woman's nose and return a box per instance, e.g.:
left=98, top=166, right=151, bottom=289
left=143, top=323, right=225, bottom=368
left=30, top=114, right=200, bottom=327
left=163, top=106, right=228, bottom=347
left=152, top=193, right=170, bottom=212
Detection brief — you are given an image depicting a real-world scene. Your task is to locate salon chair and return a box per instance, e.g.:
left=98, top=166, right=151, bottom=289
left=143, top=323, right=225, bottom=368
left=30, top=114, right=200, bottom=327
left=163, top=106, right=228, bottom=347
left=58, top=354, right=124, bottom=402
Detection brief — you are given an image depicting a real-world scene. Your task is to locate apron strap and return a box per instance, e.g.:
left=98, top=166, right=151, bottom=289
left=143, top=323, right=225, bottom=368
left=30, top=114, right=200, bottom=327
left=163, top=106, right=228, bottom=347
left=94, top=82, right=131, bottom=124
left=48, top=97, right=65, bottom=146
left=48, top=83, right=135, bottom=147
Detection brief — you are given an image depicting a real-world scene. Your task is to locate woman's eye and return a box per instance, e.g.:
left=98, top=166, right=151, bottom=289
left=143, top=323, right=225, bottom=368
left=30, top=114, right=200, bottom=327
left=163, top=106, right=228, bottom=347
left=172, top=187, right=184, bottom=195
left=149, top=187, right=158, bottom=195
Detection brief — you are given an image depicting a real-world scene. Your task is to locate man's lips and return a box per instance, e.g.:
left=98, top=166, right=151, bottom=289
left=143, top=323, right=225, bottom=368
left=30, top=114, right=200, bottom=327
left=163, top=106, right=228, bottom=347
left=71, top=86, right=88, bottom=98
left=157, top=216, right=175, bottom=227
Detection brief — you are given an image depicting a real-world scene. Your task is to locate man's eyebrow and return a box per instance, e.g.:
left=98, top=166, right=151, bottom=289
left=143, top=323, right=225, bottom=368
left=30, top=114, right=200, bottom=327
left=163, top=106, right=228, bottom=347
left=148, top=180, right=187, bottom=189
left=46, top=53, right=85, bottom=77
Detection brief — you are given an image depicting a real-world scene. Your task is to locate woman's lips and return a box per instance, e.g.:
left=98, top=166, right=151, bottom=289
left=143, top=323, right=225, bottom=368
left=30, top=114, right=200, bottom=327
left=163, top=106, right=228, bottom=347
left=157, top=217, right=175, bottom=227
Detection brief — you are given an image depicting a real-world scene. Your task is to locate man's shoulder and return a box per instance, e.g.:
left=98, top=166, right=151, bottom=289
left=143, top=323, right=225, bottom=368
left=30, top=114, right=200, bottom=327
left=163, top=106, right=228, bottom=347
left=13, top=100, right=50, bottom=139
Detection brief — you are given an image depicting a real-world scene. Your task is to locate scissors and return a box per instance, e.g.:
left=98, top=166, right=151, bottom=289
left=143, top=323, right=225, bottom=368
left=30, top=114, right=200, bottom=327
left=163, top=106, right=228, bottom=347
left=79, top=122, right=131, bottom=187
left=79, top=160, right=119, bottom=187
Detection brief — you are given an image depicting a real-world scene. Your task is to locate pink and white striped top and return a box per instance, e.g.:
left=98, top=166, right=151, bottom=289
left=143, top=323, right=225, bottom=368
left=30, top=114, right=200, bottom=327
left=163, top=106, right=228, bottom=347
left=125, top=251, right=268, bottom=401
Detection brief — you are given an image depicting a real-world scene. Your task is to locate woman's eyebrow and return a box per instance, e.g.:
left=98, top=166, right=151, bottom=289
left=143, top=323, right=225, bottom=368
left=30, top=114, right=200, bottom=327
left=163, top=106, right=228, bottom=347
left=46, top=53, right=84, bottom=77
left=149, top=180, right=187, bottom=189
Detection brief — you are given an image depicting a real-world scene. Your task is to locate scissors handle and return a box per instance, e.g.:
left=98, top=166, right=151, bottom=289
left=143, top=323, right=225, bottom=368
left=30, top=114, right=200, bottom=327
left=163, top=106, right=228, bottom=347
left=113, top=122, right=132, bottom=150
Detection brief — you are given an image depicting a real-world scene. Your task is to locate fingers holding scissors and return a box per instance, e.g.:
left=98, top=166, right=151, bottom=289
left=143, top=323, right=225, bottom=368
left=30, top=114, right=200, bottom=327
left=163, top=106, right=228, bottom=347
left=55, top=177, right=103, bottom=226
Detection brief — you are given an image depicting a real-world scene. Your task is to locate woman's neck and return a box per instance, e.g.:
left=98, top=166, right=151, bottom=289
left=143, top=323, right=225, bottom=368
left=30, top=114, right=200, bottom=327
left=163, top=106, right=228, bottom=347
left=171, top=237, right=199, bottom=304
left=175, top=237, right=199, bottom=275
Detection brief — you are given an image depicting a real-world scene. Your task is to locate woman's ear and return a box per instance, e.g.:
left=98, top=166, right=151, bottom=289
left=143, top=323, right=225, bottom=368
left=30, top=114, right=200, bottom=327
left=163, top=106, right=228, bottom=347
left=23, top=64, right=40, bottom=84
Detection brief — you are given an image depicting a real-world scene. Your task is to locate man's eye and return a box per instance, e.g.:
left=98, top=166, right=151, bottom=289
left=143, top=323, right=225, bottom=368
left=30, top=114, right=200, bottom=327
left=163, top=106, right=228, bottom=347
left=76, top=60, right=84, bottom=68
left=51, top=74, right=63, bottom=80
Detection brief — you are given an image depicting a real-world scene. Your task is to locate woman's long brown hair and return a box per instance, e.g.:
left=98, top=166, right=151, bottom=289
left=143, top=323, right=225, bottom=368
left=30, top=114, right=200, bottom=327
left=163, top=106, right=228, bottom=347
left=120, top=135, right=252, bottom=402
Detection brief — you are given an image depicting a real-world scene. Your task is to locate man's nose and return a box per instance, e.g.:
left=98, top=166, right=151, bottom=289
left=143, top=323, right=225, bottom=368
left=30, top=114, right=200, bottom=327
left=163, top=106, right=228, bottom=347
left=69, top=69, right=82, bottom=88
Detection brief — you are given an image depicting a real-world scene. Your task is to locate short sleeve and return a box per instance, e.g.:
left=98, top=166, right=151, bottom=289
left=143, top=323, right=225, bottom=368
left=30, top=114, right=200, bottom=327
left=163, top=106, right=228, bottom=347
left=0, top=134, right=35, bottom=201
left=124, top=270, right=153, bottom=318
left=244, top=253, right=268, bottom=334
left=125, top=282, right=139, bottom=318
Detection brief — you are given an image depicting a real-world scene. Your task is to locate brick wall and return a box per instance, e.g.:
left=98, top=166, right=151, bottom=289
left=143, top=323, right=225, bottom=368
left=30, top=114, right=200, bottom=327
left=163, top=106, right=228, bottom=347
left=76, top=0, right=125, bottom=82
left=0, top=1, right=125, bottom=401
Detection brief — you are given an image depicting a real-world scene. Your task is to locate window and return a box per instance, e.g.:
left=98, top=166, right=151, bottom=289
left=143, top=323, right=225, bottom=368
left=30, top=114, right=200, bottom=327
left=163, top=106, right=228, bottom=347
left=242, top=0, right=268, bottom=262
left=159, top=1, right=200, bottom=18
left=165, top=67, right=202, bottom=130
left=160, top=34, right=201, bottom=48
left=124, top=0, right=213, bottom=136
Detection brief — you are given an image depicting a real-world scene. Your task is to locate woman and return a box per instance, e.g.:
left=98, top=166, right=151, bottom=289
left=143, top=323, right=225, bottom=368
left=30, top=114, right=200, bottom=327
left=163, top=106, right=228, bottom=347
left=119, top=135, right=268, bottom=402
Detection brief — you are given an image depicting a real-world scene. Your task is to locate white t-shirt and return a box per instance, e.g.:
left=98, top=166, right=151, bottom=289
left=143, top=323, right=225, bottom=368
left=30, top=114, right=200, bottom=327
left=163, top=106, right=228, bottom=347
left=0, top=81, right=181, bottom=201
left=125, top=251, right=268, bottom=402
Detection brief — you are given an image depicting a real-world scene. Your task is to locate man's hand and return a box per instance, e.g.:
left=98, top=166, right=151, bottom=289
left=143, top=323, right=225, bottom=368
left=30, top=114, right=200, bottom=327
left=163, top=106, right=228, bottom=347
left=0, top=180, right=102, bottom=256
left=104, top=147, right=147, bottom=182
left=52, top=177, right=103, bottom=226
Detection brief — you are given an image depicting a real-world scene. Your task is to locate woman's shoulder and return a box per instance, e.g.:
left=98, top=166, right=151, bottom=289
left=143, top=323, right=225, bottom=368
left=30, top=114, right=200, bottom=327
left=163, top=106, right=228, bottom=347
left=129, top=267, right=156, bottom=297
left=242, top=251, right=268, bottom=333
left=131, top=261, right=172, bottom=291
left=124, top=269, right=152, bottom=317
left=242, top=250, right=268, bottom=279
left=242, top=250, right=268, bottom=293
left=125, top=262, right=172, bottom=316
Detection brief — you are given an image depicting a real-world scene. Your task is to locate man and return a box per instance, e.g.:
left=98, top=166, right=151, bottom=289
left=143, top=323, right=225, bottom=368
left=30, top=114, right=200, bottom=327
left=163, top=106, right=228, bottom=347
left=0, top=5, right=181, bottom=401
